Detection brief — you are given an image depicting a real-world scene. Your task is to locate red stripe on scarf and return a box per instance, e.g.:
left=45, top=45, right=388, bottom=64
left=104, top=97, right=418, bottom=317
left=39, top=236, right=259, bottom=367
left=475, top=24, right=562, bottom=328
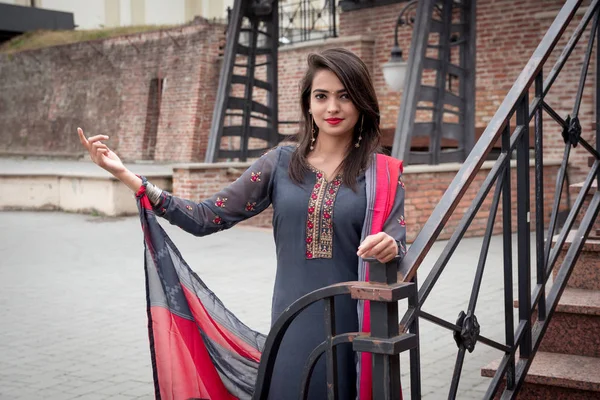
left=181, top=285, right=262, bottom=362
left=150, top=306, right=237, bottom=400
left=359, top=155, right=402, bottom=400
left=136, top=185, right=154, bottom=211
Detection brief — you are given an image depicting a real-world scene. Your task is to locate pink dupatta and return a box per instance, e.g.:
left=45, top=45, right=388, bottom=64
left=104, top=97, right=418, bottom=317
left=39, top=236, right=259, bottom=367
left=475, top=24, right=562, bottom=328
left=136, top=152, right=404, bottom=400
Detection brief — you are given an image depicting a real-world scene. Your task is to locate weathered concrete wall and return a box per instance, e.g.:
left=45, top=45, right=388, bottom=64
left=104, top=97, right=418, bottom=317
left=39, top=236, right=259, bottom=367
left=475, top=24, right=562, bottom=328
left=0, top=20, right=224, bottom=162
left=0, top=174, right=171, bottom=215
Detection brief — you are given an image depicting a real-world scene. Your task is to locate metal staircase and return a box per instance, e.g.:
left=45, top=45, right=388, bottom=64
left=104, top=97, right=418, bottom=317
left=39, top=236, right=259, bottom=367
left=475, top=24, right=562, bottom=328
left=205, top=0, right=282, bottom=162
left=392, top=0, right=476, bottom=165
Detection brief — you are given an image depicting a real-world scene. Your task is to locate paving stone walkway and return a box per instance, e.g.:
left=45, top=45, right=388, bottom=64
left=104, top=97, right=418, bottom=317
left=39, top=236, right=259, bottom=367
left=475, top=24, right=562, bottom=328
left=0, top=211, right=526, bottom=399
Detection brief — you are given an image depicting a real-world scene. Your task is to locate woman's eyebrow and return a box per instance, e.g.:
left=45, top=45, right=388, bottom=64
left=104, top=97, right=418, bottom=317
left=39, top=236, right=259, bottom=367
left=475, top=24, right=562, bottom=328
left=312, top=88, right=348, bottom=94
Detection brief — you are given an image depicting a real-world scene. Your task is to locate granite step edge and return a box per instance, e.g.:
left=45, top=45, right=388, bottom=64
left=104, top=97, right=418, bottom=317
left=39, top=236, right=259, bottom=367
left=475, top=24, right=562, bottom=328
left=482, top=351, right=600, bottom=392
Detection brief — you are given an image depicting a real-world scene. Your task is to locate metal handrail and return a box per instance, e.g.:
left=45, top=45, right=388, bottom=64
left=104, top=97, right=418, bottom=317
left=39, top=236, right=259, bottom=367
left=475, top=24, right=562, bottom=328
left=392, top=0, right=600, bottom=397
left=398, top=0, right=590, bottom=282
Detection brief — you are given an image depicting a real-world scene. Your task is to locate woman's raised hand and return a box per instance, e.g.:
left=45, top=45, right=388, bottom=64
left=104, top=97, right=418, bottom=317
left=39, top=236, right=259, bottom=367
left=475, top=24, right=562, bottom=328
left=77, top=127, right=125, bottom=175
left=77, top=128, right=142, bottom=193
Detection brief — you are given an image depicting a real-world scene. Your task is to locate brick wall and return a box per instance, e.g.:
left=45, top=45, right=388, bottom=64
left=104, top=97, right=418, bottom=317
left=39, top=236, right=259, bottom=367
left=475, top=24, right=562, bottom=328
left=171, top=159, right=565, bottom=243
left=0, top=20, right=224, bottom=162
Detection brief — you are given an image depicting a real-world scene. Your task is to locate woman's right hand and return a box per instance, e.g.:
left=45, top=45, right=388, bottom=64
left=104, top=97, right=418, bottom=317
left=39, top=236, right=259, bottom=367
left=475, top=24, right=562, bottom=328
left=77, top=127, right=126, bottom=176
left=77, top=127, right=143, bottom=193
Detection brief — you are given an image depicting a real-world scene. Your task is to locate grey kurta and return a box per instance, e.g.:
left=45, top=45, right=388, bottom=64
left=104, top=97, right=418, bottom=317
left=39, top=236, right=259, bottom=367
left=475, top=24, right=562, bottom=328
left=151, top=145, right=407, bottom=399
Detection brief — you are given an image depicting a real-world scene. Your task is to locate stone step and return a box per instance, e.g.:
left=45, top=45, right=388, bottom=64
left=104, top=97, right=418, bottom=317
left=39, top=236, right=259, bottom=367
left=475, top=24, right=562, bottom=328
left=482, top=352, right=600, bottom=399
left=552, top=230, right=600, bottom=291
left=567, top=180, right=600, bottom=238
left=538, top=288, right=600, bottom=358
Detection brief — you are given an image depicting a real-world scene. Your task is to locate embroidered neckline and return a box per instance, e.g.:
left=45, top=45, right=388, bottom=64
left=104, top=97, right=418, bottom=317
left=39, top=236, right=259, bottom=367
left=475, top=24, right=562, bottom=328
left=305, top=169, right=343, bottom=260
left=306, top=163, right=342, bottom=183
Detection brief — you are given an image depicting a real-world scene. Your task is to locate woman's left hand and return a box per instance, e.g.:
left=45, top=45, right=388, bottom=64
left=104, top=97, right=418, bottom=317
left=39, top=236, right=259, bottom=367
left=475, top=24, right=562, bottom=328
left=357, top=232, right=398, bottom=263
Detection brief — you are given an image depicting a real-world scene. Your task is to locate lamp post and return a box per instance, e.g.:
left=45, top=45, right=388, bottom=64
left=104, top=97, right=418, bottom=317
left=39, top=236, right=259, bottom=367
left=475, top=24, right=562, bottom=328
left=382, top=0, right=418, bottom=92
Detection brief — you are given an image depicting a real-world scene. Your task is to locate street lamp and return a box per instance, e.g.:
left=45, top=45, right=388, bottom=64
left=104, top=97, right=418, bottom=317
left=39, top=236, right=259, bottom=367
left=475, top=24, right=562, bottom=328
left=382, top=0, right=419, bottom=92
left=382, top=46, right=407, bottom=92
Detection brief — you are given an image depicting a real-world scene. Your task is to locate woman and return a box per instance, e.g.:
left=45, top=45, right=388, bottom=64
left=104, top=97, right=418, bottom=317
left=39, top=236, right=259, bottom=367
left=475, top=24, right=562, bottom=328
left=78, top=48, right=406, bottom=400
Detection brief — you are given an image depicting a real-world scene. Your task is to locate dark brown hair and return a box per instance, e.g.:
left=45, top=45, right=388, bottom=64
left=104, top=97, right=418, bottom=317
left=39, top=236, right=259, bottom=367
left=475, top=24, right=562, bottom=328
left=289, top=48, right=382, bottom=188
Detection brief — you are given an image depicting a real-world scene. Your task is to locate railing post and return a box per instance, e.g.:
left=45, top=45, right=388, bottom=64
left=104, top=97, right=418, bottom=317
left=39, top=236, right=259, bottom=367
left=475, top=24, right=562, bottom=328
left=516, top=93, right=532, bottom=358
left=408, top=274, right=422, bottom=399
left=372, top=260, right=401, bottom=398
left=501, top=122, right=516, bottom=390
left=353, top=258, right=418, bottom=399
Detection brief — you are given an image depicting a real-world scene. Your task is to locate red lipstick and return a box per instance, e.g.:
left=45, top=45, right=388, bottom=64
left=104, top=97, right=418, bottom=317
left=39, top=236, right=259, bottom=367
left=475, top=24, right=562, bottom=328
left=325, top=118, right=343, bottom=125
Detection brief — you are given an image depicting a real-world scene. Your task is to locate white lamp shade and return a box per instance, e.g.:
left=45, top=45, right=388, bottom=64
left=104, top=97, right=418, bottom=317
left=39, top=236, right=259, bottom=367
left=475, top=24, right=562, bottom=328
left=382, top=58, right=408, bottom=92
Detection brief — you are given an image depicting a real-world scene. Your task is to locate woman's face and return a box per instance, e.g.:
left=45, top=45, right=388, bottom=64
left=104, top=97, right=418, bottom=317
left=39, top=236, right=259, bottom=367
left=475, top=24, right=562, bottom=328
left=309, top=69, right=360, bottom=143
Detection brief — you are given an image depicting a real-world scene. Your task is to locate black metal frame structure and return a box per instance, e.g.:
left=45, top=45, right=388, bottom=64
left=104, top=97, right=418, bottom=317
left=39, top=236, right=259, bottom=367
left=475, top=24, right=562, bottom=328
left=208, top=0, right=339, bottom=161
left=206, top=0, right=281, bottom=162
left=391, top=0, right=476, bottom=165
left=252, top=0, right=600, bottom=398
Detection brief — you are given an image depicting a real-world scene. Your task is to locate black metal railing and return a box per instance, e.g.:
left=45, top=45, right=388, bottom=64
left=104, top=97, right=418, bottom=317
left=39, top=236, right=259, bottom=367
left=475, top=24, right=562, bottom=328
left=252, top=0, right=600, bottom=398
left=253, top=258, right=417, bottom=400
left=278, top=0, right=337, bottom=45
left=397, top=0, right=600, bottom=398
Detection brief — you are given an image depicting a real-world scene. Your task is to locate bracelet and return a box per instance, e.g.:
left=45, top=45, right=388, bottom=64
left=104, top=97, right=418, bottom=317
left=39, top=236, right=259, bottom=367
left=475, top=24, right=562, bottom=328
left=140, top=176, right=163, bottom=206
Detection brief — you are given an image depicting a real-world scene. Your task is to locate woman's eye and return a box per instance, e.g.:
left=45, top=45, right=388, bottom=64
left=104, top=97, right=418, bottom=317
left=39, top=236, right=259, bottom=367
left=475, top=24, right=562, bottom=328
left=340, top=94, right=350, bottom=100
left=315, top=94, right=326, bottom=100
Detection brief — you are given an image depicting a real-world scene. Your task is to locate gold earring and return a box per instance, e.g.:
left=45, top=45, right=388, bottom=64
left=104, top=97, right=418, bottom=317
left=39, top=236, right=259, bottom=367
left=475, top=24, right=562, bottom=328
left=310, top=114, right=316, bottom=150
left=355, top=115, right=364, bottom=148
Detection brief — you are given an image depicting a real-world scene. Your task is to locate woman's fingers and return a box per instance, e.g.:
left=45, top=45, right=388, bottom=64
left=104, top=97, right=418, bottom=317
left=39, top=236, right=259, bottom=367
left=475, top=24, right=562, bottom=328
left=87, top=134, right=110, bottom=144
left=79, top=128, right=110, bottom=164
left=77, top=128, right=126, bottom=176
left=371, top=246, right=396, bottom=262
left=77, top=128, right=89, bottom=149
left=357, top=234, right=380, bottom=256
left=77, top=128, right=110, bottom=157
left=91, top=142, right=108, bottom=158
left=369, top=236, right=393, bottom=254
left=369, top=245, right=396, bottom=263
left=378, top=251, right=397, bottom=263
left=358, top=233, right=397, bottom=261
left=91, top=142, right=108, bottom=151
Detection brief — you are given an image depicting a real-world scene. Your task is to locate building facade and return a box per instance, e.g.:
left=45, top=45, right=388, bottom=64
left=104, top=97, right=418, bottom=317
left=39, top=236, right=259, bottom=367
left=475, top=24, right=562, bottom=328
left=0, top=0, right=233, bottom=29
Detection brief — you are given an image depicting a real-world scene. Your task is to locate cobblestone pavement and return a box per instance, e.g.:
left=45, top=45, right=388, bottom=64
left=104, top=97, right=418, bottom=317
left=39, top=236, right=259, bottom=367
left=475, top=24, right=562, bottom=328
left=0, top=211, right=525, bottom=399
